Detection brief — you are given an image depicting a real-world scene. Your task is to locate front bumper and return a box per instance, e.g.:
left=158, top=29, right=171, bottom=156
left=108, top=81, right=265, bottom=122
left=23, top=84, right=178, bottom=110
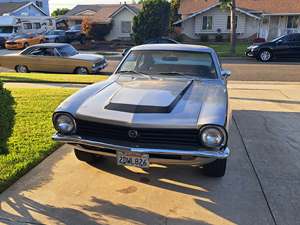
left=246, top=48, right=259, bottom=57
left=92, top=62, right=108, bottom=73
left=53, top=134, right=230, bottom=165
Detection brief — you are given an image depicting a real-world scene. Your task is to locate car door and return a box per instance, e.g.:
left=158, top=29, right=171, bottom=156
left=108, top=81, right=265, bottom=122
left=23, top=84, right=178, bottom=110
left=35, top=47, right=65, bottom=73
left=21, top=47, right=43, bottom=71
left=288, top=34, right=300, bottom=58
left=273, top=35, right=290, bottom=58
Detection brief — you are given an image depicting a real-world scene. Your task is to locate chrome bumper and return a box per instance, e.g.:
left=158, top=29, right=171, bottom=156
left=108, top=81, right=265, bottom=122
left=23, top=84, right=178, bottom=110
left=53, top=134, right=230, bottom=165
left=92, top=62, right=107, bottom=72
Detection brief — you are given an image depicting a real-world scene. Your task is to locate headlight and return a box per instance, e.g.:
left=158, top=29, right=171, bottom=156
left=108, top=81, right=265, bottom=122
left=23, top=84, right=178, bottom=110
left=199, top=126, right=227, bottom=148
left=251, top=45, right=259, bottom=49
left=53, top=113, right=76, bottom=134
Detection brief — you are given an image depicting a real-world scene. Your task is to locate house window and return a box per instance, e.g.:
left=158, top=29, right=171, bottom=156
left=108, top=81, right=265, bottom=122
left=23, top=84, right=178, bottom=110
left=23, top=23, right=32, bottom=30
left=287, top=16, right=299, bottom=29
left=202, top=16, right=213, bottom=30
left=227, top=16, right=238, bottom=30
left=36, top=1, right=43, bottom=8
left=33, top=23, right=41, bottom=29
left=121, top=21, right=132, bottom=34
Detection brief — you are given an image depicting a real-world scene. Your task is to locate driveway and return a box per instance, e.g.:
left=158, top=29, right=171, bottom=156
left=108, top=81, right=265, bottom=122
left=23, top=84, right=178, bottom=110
left=0, top=81, right=299, bottom=225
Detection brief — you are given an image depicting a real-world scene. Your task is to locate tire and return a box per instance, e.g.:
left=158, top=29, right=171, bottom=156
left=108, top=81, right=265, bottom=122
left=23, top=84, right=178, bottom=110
left=74, top=149, right=97, bottom=163
left=75, top=67, right=89, bottom=75
left=203, top=159, right=227, bottom=177
left=23, top=42, right=29, bottom=49
left=16, top=65, right=29, bottom=73
left=258, top=49, right=272, bottom=62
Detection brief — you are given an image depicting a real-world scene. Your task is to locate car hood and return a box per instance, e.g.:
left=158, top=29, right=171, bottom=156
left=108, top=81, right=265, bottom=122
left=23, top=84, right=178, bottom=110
left=69, top=54, right=104, bottom=62
left=74, top=76, right=228, bottom=129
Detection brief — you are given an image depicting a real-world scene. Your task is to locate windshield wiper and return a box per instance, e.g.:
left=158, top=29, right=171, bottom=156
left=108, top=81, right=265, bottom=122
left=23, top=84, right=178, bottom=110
left=118, top=70, right=154, bottom=79
left=158, top=72, right=185, bottom=76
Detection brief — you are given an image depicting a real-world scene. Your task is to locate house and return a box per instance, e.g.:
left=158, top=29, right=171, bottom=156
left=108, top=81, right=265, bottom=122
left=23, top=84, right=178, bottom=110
left=0, top=0, right=49, bottom=16
left=63, top=4, right=142, bottom=41
left=175, top=0, right=300, bottom=41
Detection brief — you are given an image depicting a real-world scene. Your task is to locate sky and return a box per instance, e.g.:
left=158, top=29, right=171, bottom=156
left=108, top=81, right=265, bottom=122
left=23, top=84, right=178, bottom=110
left=49, top=0, right=135, bottom=12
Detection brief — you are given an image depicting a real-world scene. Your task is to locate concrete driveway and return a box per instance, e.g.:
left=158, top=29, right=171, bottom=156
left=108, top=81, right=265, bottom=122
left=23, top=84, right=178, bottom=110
left=0, top=81, right=299, bottom=225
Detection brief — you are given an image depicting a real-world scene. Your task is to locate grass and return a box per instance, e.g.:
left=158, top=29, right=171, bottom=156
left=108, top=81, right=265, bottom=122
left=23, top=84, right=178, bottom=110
left=0, top=72, right=108, bottom=84
left=0, top=87, right=77, bottom=192
left=205, top=42, right=250, bottom=57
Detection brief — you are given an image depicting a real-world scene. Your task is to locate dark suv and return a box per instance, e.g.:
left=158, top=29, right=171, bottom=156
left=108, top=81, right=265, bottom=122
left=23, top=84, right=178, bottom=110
left=65, top=25, right=86, bottom=44
left=246, top=33, right=300, bottom=62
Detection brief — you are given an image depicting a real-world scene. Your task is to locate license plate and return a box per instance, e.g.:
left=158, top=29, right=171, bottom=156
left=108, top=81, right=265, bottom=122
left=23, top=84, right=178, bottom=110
left=117, top=151, right=149, bottom=168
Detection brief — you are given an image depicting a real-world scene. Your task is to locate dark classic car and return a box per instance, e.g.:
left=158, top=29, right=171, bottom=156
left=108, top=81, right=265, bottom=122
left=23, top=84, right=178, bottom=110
left=0, top=43, right=107, bottom=74
left=246, top=33, right=300, bottom=62
left=65, top=25, right=86, bottom=44
left=44, top=30, right=66, bottom=43
left=52, top=44, right=231, bottom=177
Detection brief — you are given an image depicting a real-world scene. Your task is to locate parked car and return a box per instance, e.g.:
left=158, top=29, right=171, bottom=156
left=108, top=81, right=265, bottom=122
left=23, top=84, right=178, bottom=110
left=65, top=25, right=86, bottom=44
left=44, top=30, right=66, bottom=43
left=5, top=33, right=44, bottom=50
left=246, top=33, right=300, bottom=62
left=122, top=37, right=180, bottom=56
left=52, top=44, right=231, bottom=177
left=0, top=43, right=107, bottom=74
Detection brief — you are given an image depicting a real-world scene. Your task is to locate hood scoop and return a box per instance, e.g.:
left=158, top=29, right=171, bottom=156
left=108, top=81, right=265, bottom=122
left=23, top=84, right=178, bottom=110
left=105, top=79, right=193, bottom=113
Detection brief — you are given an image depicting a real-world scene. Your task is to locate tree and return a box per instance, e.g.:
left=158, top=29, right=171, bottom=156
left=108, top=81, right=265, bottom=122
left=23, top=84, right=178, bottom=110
left=132, top=0, right=171, bottom=44
left=51, top=8, right=70, bottom=17
left=169, top=0, right=180, bottom=31
left=81, top=17, right=91, bottom=35
left=215, top=0, right=237, bottom=54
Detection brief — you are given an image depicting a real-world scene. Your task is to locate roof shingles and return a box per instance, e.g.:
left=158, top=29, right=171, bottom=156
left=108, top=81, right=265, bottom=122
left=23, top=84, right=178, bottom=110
left=0, top=2, right=29, bottom=15
left=180, top=0, right=300, bottom=16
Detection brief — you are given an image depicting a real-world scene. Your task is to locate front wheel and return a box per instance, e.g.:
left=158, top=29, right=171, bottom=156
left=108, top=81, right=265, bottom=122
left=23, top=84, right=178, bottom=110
left=258, top=49, right=272, bottom=62
left=16, top=65, right=29, bottom=73
left=75, top=67, right=89, bottom=75
left=202, top=159, right=227, bottom=177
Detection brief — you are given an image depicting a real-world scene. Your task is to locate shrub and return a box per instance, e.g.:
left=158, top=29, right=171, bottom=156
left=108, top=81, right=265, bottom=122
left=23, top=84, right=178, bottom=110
left=200, top=34, right=209, bottom=42
left=0, top=80, right=15, bottom=154
left=89, top=23, right=112, bottom=41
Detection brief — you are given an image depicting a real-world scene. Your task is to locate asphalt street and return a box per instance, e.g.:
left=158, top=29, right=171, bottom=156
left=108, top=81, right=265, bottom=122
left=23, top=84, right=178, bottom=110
left=0, top=81, right=300, bottom=225
left=1, top=49, right=300, bottom=81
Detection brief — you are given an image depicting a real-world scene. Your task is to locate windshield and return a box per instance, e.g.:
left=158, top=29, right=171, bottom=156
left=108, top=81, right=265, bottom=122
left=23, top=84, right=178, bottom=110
left=118, top=50, right=218, bottom=79
left=46, top=30, right=64, bottom=35
left=70, top=25, right=81, bottom=30
left=0, top=26, right=13, bottom=34
left=11, top=34, right=29, bottom=40
left=271, top=35, right=286, bottom=42
left=57, top=45, right=78, bottom=56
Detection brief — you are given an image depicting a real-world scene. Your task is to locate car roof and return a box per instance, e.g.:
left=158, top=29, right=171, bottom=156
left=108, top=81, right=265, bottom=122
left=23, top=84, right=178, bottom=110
left=30, top=43, right=69, bottom=48
left=131, top=44, right=214, bottom=53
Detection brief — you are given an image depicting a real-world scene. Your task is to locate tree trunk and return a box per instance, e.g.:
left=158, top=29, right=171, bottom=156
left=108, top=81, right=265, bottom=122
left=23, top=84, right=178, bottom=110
left=230, top=0, right=237, bottom=55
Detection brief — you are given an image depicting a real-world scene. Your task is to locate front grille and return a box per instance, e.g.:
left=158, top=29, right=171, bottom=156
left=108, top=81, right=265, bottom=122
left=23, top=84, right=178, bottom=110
left=6, top=42, right=17, bottom=45
left=76, top=119, right=200, bottom=147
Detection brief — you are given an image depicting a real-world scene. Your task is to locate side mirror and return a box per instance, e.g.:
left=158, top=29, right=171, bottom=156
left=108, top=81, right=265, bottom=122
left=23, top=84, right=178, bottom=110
left=221, top=69, right=231, bottom=78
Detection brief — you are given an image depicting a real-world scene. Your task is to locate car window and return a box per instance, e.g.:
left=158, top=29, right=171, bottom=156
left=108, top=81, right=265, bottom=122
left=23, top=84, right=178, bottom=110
left=119, top=50, right=218, bottom=79
left=286, top=34, right=300, bottom=42
left=28, top=48, right=57, bottom=56
left=57, top=45, right=78, bottom=56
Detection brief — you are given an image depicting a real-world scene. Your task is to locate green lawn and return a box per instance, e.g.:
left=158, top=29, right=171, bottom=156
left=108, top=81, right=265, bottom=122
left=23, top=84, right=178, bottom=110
left=0, top=87, right=77, bottom=192
left=205, top=42, right=250, bottom=57
left=0, top=72, right=108, bottom=84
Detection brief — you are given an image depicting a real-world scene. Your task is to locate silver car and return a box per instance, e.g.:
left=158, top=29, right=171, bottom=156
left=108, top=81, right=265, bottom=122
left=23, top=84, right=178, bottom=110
left=52, top=44, right=232, bottom=177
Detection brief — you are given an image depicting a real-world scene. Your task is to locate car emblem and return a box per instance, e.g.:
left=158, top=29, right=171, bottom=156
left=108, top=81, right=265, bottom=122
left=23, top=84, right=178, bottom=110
left=128, top=130, right=138, bottom=139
